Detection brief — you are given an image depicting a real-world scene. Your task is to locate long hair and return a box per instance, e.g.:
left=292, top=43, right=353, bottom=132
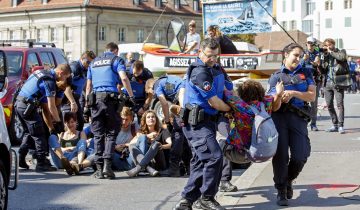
left=139, top=110, right=160, bottom=134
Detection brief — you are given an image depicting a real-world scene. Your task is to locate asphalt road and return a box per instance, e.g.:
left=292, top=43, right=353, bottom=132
left=8, top=93, right=360, bottom=210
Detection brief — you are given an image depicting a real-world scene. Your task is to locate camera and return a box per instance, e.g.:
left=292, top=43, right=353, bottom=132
left=318, top=48, right=328, bottom=53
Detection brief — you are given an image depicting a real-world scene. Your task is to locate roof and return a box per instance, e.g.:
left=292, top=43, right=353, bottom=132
left=0, top=0, right=201, bottom=15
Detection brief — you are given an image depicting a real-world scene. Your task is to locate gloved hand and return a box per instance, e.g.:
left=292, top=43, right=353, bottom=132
left=165, top=121, right=173, bottom=133
left=83, top=107, right=91, bottom=123
left=128, top=96, right=137, bottom=107
left=53, top=121, right=65, bottom=134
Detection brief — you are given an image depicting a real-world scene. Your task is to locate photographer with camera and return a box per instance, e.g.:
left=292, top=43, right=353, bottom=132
left=302, top=37, right=321, bottom=131
left=319, top=38, right=349, bottom=134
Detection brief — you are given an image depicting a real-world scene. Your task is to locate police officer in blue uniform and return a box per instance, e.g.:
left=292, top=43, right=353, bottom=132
left=302, top=37, right=321, bottom=131
left=267, top=43, right=316, bottom=206
left=174, top=38, right=230, bottom=210
left=16, top=64, right=72, bottom=172
left=123, top=60, right=153, bottom=118
left=62, top=51, right=96, bottom=131
left=86, top=42, right=134, bottom=179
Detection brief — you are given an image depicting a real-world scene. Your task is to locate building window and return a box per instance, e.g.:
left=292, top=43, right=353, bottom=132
left=344, top=0, right=352, bottom=9
left=155, top=0, right=162, bottom=7
left=65, top=52, right=72, bottom=62
left=37, top=29, right=43, bottom=42
left=50, top=28, right=57, bottom=42
left=291, top=0, right=295, bottom=12
left=65, top=27, right=72, bottom=42
left=306, top=0, right=315, bottom=15
left=9, top=31, right=14, bottom=40
left=282, top=0, right=286, bottom=13
left=155, top=30, right=162, bottom=43
left=335, top=38, right=343, bottom=48
left=302, top=20, right=313, bottom=33
left=99, top=26, right=106, bottom=41
left=118, top=28, right=126, bottom=42
left=174, top=0, right=180, bottom=10
left=22, top=30, right=28, bottom=40
left=137, top=29, right=144, bottom=42
left=325, top=18, right=332, bottom=28
left=193, top=0, right=199, bottom=12
left=281, top=21, right=287, bottom=30
left=345, top=17, right=351, bottom=27
left=290, top=20, right=297, bottom=30
left=325, top=0, right=333, bottom=10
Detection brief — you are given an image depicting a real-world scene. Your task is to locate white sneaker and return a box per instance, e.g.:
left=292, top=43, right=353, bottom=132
left=338, top=127, right=345, bottom=134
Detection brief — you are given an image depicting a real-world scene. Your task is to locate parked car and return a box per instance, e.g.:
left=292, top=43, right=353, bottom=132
left=0, top=40, right=68, bottom=145
left=0, top=49, right=18, bottom=210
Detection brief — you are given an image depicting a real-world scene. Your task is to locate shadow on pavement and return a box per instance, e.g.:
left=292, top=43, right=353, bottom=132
left=223, top=184, right=360, bottom=210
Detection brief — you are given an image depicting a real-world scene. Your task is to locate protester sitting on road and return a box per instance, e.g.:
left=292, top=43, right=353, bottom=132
left=126, top=110, right=172, bottom=177
left=112, top=107, right=138, bottom=171
left=48, top=112, right=95, bottom=175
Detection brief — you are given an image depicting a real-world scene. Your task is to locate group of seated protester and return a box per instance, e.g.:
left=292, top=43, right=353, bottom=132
left=49, top=106, right=176, bottom=177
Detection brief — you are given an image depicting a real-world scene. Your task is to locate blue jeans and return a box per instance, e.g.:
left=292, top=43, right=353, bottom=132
left=112, top=151, right=134, bottom=171
left=48, top=134, right=87, bottom=169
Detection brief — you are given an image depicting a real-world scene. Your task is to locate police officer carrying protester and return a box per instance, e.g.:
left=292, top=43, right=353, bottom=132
left=267, top=43, right=315, bottom=206
left=123, top=60, right=153, bottom=119
left=62, top=50, right=96, bottom=131
left=86, top=42, right=134, bottom=179
left=302, top=37, right=321, bottom=131
left=173, top=38, right=229, bottom=210
left=17, top=64, right=72, bottom=172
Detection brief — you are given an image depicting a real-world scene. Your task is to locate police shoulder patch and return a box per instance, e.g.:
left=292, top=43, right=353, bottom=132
left=202, top=81, right=212, bottom=91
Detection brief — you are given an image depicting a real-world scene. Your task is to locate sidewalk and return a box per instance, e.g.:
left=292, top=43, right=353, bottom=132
left=217, top=95, right=360, bottom=209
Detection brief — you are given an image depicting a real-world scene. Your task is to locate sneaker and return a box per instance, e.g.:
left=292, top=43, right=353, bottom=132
left=173, top=198, right=193, bottom=210
left=198, top=196, right=225, bottom=210
left=325, top=126, right=338, bottom=132
left=219, top=181, right=238, bottom=192
left=338, top=127, right=345, bottom=134
left=310, top=125, right=319, bottom=131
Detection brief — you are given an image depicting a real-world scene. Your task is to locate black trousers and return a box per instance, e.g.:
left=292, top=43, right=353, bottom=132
left=16, top=100, right=47, bottom=161
left=90, top=96, right=120, bottom=163
left=272, top=111, right=311, bottom=190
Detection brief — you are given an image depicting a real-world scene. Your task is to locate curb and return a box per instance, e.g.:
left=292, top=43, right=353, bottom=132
left=217, top=161, right=271, bottom=206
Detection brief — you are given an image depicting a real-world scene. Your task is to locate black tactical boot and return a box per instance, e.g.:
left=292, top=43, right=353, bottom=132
left=126, top=165, right=142, bottom=177
left=169, top=161, right=181, bottom=177
left=146, top=166, right=159, bottom=177
left=198, top=196, right=225, bottom=210
left=35, top=158, right=57, bottom=172
left=173, top=198, right=193, bottom=210
left=93, top=163, right=104, bottom=179
left=276, top=189, right=288, bottom=206
left=19, top=152, right=29, bottom=169
left=287, top=180, right=294, bottom=199
left=103, top=159, right=115, bottom=179
left=219, top=180, right=238, bottom=192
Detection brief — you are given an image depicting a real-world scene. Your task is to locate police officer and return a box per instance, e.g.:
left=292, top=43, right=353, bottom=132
left=174, top=38, right=229, bottom=210
left=267, top=43, right=315, bottom=206
left=123, top=60, right=153, bottom=119
left=62, top=50, right=96, bottom=131
left=86, top=42, right=133, bottom=179
left=302, top=37, right=321, bottom=131
left=16, top=64, right=72, bottom=172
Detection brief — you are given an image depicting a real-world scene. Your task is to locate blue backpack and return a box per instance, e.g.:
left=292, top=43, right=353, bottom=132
left=247, top=102, right=278, bottom=163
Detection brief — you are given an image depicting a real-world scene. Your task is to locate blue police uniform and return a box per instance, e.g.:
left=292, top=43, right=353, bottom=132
left=61, top=60, right=87, bottom=131
left=181, top=59, right=225, bottom=202
left=16, top=69, right=57, bottom=164
left=154, top=75, right=184, bottom=102
left=87, top=52, right=125, bottom=166
left=267, top=64, right=314, bottom=191
left=122, top=68, right=153, bottom=112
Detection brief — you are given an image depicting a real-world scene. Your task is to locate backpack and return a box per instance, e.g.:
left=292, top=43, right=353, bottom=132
left=247, top=102, right=278, bottom=163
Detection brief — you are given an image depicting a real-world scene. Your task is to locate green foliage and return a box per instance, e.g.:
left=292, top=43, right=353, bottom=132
left=228, top=34, right=256, bottom=44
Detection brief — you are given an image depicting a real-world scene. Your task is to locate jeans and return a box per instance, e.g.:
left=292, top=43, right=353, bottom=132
left=324, top=81, right=345, bottom=127
left=310, top=82, right=321, bottom=126
left=112, top=151, right=134, bottom=171
left=48, top=134, right=87, bottom=169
